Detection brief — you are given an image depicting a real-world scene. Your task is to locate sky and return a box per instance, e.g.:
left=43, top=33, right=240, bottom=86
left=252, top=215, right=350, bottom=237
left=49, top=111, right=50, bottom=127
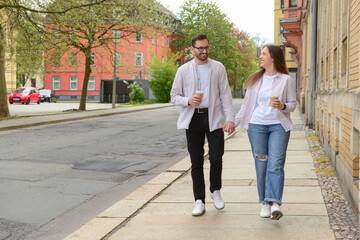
left=158, top=0, right=274, bottom=43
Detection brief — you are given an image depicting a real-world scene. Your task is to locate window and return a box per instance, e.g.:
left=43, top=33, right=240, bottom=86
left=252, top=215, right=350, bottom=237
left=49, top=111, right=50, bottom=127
left=115, top=52, right=120, bottom=67
left=136, top=31, right=142, bottom=42
left=290, top=0, right=297, bottom=7
left=333, top=49, right=337, bottom=80
left=335, top=117, right=340, bottom=137
left=351, top=128, right=359, bottom=155
left=342, top=0, right=348, bottom=36
left=52, top=76, right=61, bottom=90
left=70, top=76, right=78, bottom=90
left=161, top=35, right=164, bottom=46
left=53, top=53, right=60, bottom=66
left=334, top=0, right=339, bottom=46
left=88, top=76, right=96, bottom=90
left=151, top=32, right=155, bottom=44
left=167, top=36, right=170, bottom=47
left=280, top=25, right=284, bottom=34
left=177, top=59, right=181, bottom=66
left=281, top=0, right=284, bottom=8
left=162, top=57, right=164, bottom=63
left=113, top=29, right=121, bottom=42
left=90, top=53, right=95, bottom=66
left=70, top=53, right=77, bottom=66
left=176, top=39, right=181, bottom=50
left=135, top=52, right=143, bottom=66
left=341, top=40, right=347, bottom=77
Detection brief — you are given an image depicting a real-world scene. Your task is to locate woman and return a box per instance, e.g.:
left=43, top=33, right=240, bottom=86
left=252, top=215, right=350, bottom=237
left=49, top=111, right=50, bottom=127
left=234, top=45, right=296, bottom=220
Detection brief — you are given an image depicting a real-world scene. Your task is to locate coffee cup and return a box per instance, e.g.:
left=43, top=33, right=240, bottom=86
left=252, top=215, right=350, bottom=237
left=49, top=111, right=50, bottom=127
left=195, top=90, right=204, bottom=104
left=270, top=95, right=279, bottom=107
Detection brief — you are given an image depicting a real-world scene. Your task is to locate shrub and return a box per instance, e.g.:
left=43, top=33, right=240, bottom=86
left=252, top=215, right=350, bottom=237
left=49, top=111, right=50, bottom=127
left=124, top=81, right=146, bottom=102
left=148, top=51, right=182, bottom=103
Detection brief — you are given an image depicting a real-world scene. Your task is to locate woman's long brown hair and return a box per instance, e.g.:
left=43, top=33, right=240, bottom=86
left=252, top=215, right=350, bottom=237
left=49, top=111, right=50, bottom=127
left=246, top=45, right=289, bottom=88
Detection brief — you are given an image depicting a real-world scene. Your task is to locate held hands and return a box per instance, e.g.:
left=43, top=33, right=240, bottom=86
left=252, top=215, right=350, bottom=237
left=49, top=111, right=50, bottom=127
left=222, top=121, right=235, bottom=135
left=271, top=99, right=285, bottom=110
left=188, top=94, right=202, bottom=106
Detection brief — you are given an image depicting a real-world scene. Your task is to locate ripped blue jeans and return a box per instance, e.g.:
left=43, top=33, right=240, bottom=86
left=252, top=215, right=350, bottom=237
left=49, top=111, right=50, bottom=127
left=247, top=123, right=290, bottom=205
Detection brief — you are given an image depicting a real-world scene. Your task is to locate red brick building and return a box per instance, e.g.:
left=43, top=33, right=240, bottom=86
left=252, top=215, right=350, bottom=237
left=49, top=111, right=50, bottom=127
left=44, top=24, right=184, bottom=102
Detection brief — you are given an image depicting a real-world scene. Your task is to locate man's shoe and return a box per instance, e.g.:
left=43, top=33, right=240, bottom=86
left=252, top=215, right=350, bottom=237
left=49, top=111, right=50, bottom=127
left=271, top=204, right=283, bottom=220
left=192, top=200, right=205, bottom=216
left=260, top=203, right=271, bottom=218
left=211, top=190, right=225, bottom=210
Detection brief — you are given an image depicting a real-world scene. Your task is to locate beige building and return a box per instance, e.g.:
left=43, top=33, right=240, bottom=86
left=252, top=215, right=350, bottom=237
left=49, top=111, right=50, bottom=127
left=280, top=0, right=360, bottom=218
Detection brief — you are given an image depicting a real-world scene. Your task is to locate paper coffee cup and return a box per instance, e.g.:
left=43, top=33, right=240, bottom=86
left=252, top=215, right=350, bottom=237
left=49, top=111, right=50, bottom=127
left=195, top=90, right=204, bottom=99
left=195, top=90, right=204, bottom=103
left=270, top=95, right=279, bottom=107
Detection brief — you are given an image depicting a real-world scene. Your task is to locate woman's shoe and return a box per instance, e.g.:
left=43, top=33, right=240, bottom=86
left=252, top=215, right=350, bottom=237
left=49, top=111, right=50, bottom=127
left=260, top=203, right=271, bottom=218
left=271, top=204, right=283, bottom=220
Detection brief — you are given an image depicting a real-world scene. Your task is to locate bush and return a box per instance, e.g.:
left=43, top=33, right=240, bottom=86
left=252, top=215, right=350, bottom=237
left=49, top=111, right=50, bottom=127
left=124, top=81, right=146, bottom=103
left=148, top=51, right=182, bottom=103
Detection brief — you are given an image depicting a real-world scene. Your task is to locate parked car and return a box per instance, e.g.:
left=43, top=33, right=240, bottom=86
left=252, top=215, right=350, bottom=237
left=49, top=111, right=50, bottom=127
left=9, top=87, right=41, bottom=104
left=39, top=89, right=57, bottom=103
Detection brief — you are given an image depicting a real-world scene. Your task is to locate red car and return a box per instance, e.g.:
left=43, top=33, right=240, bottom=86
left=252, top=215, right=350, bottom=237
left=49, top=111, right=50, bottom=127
left=9, top=87, right=41, bottom=104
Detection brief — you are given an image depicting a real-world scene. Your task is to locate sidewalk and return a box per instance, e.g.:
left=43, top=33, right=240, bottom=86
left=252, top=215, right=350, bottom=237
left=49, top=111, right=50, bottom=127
left=65, top=110, right=335, bottom=240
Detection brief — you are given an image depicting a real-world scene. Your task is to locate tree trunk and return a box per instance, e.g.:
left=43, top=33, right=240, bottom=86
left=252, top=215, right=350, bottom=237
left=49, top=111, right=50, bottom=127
left=0, top=25, right=10, bottom=118
left=79, top=50, right=92, bottom=111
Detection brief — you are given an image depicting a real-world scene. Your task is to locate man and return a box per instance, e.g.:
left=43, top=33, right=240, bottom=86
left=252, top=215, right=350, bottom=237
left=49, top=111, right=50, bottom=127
left=170, top=34, right=235, bottom=216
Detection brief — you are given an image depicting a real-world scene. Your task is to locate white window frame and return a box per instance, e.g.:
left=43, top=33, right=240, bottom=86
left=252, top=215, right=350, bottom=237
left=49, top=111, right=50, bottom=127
left=135, top=52, right=143, bottom=66
left=70, top=76, right=78, bottom=90
left=70, top=53, right=77, bottom=66
left=90, top=53, right=95, bottom=66
left=136, top=31, right=142, bottom=42
left=88, top=76, right=96, bottom=90
left=52, top=76, right=61, bottom=90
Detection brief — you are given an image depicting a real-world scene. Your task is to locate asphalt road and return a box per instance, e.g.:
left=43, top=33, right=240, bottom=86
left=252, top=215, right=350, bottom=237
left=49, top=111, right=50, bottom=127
left=1, top=100, right=242, bottom=240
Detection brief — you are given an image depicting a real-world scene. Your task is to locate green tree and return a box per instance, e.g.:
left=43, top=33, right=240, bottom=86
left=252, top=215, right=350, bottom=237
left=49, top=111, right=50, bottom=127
left=230, top=28, right=258, bottom=97
left=16, top=21, right=44, bottom=87
left=44, top=0, right=171, bottom=110
left=0, top=0, right=110, bottom=118
left=178, top=0, right=241, bottom=73
left=124, top=81, right=146, bottom=102
left=148, top=51, right=182, bottom=103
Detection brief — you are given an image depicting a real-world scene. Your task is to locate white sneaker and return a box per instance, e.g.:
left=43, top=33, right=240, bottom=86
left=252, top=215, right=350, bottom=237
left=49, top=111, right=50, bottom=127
left=271, top=204, right=283, bottom=220
left=260, top=203, right=271, bottom=218
left=192, top=200, right=205, bottom=216
left=211, top=190, right=225, bottom=210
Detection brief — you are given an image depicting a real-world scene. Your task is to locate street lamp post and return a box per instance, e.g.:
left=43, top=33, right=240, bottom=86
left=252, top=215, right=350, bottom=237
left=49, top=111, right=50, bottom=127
left=112, top=37, right=117, bottom=109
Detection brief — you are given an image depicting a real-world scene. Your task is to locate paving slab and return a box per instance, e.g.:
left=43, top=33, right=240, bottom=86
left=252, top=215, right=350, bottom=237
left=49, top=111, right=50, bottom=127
left=109, top=214, right=334, bottom=240
left=134, top=202, right=329, bottom=216
left=98, top=200, right=147, bottom=218
left=64, top=217, right=125, bottom=240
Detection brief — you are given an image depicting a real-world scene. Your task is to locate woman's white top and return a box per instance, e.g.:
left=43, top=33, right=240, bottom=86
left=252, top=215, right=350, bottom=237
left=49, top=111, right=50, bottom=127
left=249, top=74, right=281, bottom=125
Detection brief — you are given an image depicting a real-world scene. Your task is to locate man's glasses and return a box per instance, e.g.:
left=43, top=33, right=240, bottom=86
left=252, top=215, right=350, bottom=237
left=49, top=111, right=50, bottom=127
left=193, top=46, right=210, bottom=51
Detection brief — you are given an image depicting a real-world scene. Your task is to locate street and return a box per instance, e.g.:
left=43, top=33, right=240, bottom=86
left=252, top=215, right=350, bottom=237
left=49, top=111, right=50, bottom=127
left=0, top=100, right=242, bottom=240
